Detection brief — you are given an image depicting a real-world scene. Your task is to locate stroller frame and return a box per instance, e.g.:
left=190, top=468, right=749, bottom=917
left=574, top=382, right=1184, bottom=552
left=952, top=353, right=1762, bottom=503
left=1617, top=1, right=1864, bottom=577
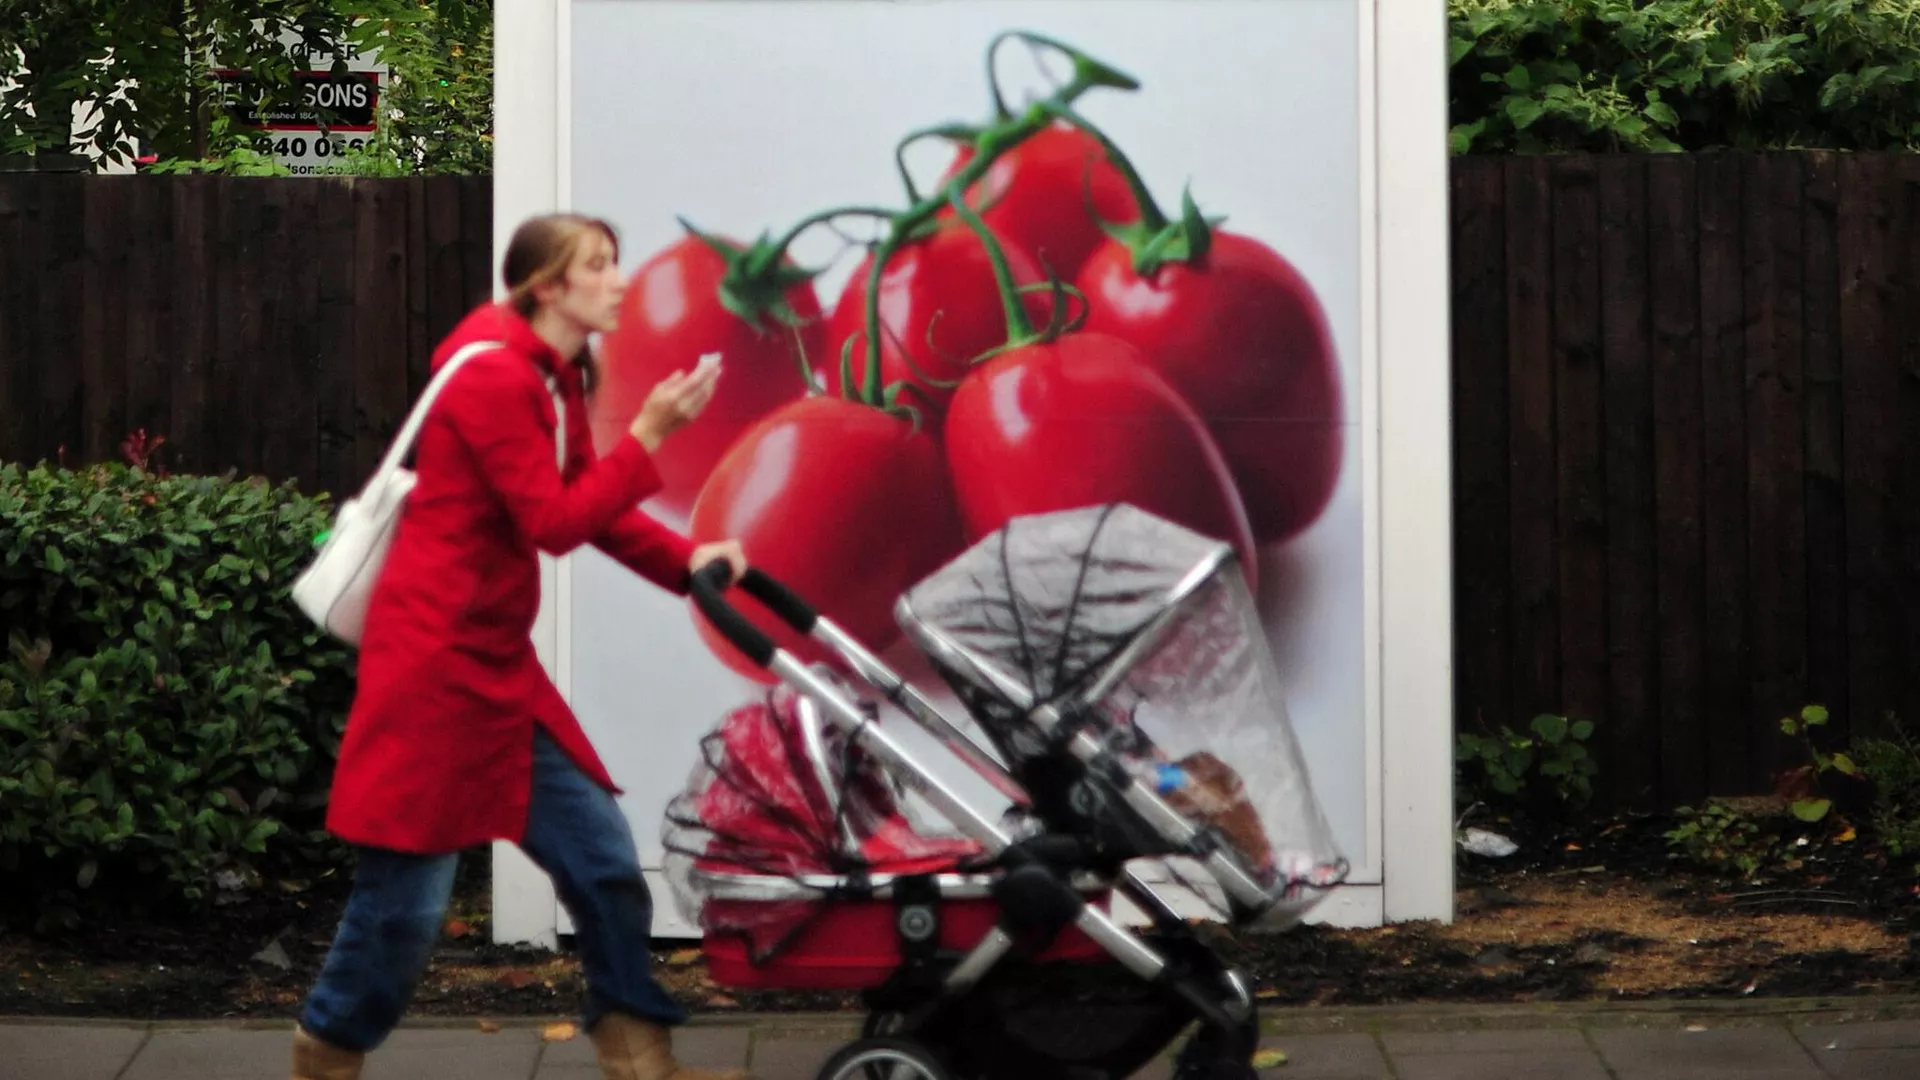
left=689, top=551, right=1308, bottom=1079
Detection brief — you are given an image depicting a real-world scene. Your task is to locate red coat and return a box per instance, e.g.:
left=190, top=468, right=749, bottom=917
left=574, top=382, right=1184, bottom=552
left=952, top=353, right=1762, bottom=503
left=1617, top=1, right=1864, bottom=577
left=326, top=303, right=695, bottom=854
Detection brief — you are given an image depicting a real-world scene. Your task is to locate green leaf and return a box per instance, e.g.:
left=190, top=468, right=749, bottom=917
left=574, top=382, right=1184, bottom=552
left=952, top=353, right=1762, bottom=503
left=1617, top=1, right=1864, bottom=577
left=1803, top=704, right=1831, bottom=726
left=1831, top=752, right=1861, bottom=777
left=76, top=858, right=98, bottom=889
left=1646, top=101, right=1680, bottom=126
left=1791, top=798, right=1833, bottom=823
left=1505, top=97, right=1547, bottom=130
left=45, top=546, right=66, bottom=574
left=1450, top=119, right=1487, bottom=155
left=1531, top=714, right=1570, bottom=743
left=1505, top=66, right=1533, bottom=93
left=1569, top=720, right=1596, bottom=742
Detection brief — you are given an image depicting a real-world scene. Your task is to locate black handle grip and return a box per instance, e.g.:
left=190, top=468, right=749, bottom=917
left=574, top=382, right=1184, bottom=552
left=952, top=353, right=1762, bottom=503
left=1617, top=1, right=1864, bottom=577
left=688, top=563, right=821, bottom=669
left=738, top=568, right=818, bottom=634
left=690, top=561, right=776, bottom=668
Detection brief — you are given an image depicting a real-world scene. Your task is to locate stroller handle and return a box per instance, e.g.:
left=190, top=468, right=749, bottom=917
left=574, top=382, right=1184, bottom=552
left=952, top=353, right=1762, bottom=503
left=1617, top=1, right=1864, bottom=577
left=689, top=561, right=819, bottom=667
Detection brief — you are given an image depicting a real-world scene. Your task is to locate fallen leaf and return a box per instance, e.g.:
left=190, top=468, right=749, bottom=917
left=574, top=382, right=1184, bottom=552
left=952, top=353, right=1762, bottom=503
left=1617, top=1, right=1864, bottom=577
left=445, top=920, right=472, bottom=939
left=477, top=1020, right=502, bottom=1034
left=1685, top=1024, right=1707, bottom=1033
left=1251, top=1048, right=1289, bottom=1068
left=1564, top=843, right=1583, bottom=852
left=1255, top=988, right=1279, bottom=999
left=499, top=970, right=539, bottom=990
left=706, top=993, right=738, bottom=1008
left=542, top=1022, right=578, bottom=1042
left=250, top=940, right=292, bottom=971
left=1836, top=825, right=1857, bottom=842
left=667, top=949, right=702, bottom=966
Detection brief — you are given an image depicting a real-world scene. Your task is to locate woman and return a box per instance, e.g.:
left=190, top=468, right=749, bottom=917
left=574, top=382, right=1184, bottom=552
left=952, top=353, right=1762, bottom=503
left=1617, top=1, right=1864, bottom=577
left=292, top=214, right=753, bottom=1080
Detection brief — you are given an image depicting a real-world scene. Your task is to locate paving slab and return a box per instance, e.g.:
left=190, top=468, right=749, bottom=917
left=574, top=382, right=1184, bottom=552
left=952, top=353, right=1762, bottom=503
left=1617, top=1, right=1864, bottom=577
left=1389, top=1050, right=1611, bottom=1080
left=535, top=1023, right=750, bottom=1075
left=0, top=1024, right=148, bottom=1080
left=1256, top=1033, right=1391, bottom=1078
left=1794, top=1019, right=1920, bottom=1051
left=743, top=1035, right=844, bottom=1079
left=1588, top=1025, right=1827, bottom=1080
left=1806, top=1048, right=1920, bottom=1080
left=118, top=1029, right=294, bottom=1080
left=361, top=1028, right=545, bottom=1080
left=1382, top=1028, right=1589, bottom=1056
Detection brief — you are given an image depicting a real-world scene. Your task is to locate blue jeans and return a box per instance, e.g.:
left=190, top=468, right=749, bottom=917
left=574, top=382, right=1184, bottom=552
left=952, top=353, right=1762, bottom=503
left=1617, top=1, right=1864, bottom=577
left=299, top=730, right=689, bottom=1052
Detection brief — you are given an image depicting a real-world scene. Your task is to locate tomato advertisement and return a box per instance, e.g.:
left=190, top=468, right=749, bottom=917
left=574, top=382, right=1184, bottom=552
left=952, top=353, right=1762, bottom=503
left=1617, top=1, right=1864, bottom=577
left=561, top=0, right=1371, bottom=897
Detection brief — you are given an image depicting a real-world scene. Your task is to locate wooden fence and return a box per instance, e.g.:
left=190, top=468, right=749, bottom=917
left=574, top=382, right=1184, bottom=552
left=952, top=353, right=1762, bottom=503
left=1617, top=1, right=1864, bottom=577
left=1451, top=152, right=1920, bottom=810
left=3, top=158, right=1918, bottom=808
left=0, top=174, right=492, bottom=498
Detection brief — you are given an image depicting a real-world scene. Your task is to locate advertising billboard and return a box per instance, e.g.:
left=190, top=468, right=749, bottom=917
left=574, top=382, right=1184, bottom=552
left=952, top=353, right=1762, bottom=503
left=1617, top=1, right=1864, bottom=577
left=492, top=0, right=1451, bottom=939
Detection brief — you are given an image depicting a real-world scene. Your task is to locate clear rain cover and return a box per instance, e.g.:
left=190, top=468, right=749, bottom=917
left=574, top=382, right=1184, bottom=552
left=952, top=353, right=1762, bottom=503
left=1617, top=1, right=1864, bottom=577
left=900, top=504, right=1349, bottom=930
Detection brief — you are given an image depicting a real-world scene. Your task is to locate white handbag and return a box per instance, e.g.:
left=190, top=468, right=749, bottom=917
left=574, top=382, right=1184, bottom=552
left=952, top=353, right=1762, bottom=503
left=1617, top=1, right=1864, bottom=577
left=292, top=340, right=567, bottom=646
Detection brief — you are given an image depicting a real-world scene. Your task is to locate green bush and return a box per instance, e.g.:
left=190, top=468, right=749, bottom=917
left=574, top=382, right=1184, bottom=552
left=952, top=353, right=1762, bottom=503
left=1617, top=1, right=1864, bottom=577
left=1450, top=0, right=1920, bottom=153
left=0, top=446, right=354, bottom=926
left=1852, top=718, right=1920, bottom=857
left=1455, top=712, right=1599, bottom=819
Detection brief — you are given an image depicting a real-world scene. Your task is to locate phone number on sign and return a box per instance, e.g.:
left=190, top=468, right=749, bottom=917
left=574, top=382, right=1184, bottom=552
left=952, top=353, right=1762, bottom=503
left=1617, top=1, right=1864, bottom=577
left=256, top=135, right=370, bottom=159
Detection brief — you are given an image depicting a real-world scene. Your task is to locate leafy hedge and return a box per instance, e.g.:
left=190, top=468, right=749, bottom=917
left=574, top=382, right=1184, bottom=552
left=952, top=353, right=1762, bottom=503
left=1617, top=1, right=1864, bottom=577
left=1450, top=0, right=1920, bottom=153
left=0, top=446, right=354, bottom=926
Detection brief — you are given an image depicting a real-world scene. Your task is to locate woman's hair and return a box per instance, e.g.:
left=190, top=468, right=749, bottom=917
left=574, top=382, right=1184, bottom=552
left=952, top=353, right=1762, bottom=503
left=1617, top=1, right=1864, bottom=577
left=500, top=213, right=619, bottom=384
left=502, top=213, right=620, bottom=316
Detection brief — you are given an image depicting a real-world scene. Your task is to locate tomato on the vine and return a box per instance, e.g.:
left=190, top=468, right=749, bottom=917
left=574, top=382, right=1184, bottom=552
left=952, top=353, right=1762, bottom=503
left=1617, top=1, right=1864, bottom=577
left=938, top=122, right=1138, bottom=281
left=820, top=221, right=1051, bottom=418
left=1078, top=229, right=1342, bottom=545
left=593, top=231, right=824, bottom=518
left=687, top=395, right=964, bottom=682
left=942, top=332, right=1258, bottom=586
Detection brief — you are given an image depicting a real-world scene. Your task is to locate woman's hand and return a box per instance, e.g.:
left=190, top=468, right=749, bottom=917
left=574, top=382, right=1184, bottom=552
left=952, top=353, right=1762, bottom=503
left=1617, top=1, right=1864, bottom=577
left=689, top=539, right=748, bottom=583
left=629, top=364, right=721, bottom=453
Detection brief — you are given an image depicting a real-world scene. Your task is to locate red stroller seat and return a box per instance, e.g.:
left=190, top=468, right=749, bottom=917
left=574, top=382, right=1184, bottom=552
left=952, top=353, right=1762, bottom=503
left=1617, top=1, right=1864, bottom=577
left=668, top=680, right=1111, bottom=989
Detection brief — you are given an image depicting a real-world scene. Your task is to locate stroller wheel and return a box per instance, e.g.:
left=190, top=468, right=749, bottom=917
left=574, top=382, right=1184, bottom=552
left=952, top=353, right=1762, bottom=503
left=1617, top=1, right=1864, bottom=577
left=815, top=1036, right=953, bottom=1080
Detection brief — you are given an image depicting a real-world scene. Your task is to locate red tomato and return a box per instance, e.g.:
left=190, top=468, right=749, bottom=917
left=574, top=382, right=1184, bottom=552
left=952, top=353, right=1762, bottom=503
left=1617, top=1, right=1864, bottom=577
left=1077, top=231, right=1342, bottom=545
left=943, top=333, right=1257, bottom=587
left=821, top=222, right=1050, bottom=418
left=593, top=234, right=824, bottom=517
left=687, top=396, right=964, bottom=682
left=939, top=122, right=1139, bottom=281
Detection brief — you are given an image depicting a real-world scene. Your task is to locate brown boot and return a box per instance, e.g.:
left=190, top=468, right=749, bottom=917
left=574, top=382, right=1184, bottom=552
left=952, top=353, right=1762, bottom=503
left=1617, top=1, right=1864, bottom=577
left=590, top=1012, right=752, bottom=1080
left=291, top=1026, right=365, bottom=1080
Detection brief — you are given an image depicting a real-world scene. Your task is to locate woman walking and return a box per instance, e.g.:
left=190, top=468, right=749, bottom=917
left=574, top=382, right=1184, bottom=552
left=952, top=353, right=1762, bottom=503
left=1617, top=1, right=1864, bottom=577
left=291, top=213, right=753, bottom=1080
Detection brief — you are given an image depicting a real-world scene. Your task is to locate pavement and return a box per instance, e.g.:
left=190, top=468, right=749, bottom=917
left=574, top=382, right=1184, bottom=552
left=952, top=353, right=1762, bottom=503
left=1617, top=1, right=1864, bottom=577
left=6, top=999, right=1920, bottom=1079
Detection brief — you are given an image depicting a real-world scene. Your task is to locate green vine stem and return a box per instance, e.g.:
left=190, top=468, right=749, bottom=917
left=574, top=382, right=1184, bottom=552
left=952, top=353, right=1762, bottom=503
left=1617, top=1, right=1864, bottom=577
left=702, top=31, right=1138, bottom=412
left=894, top=122, right=982, bottom=204
left=944, top=188, right=1035, bottom=342
left=677, top=207, right=896, bottom=333
left=846, top=34, right=1137, bottom=404
left=1037, top=98, right=1227, bottom=277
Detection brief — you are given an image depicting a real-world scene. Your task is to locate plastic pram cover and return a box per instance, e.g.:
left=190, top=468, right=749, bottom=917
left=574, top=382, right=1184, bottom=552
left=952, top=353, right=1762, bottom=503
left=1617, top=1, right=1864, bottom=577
left=661, top=674, right=981, bottom=963
left=898, top=503, right=1349, bottom=929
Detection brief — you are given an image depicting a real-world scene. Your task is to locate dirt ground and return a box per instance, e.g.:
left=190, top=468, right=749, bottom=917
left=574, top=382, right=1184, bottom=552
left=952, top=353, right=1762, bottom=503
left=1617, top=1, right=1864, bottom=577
left=3, top=810, right=1916, bottom=1021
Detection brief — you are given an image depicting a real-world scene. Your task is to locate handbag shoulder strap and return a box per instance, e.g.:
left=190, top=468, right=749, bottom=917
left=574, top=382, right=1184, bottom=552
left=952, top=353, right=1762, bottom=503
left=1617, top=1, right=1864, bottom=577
left=365, top=340, right=505, bottom=489
left=543, top=372, right=565, bottom=469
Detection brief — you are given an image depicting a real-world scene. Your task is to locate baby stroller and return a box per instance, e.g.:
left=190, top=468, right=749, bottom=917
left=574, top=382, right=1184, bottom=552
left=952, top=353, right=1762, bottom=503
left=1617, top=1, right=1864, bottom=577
left=666, top=504, right=1349, bottom=1080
